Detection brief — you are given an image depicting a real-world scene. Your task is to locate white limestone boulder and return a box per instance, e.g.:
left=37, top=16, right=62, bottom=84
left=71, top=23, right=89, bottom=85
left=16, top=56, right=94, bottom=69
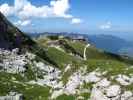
left=106, top=85, right=121, bottom=98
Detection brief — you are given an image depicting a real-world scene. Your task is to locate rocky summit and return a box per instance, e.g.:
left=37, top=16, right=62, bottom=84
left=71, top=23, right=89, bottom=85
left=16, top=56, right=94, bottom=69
left=0, top=12, right=133, bottom=100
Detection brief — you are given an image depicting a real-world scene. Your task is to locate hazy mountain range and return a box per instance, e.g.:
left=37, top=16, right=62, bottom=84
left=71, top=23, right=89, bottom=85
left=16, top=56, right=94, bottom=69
left=88, top=34, right=133, bottom=57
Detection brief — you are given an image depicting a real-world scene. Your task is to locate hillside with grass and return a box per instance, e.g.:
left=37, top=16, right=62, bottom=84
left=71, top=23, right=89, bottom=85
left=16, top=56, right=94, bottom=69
left=0, top=12, right=133, bottom=100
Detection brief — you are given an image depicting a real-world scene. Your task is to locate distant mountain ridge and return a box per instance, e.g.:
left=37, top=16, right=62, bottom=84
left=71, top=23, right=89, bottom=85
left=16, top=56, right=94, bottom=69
left=30, top=32, right=133, bottom=57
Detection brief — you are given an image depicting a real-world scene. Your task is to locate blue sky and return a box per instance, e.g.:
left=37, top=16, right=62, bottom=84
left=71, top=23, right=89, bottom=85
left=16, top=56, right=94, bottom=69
left=0, top=0, right=133, bottom=34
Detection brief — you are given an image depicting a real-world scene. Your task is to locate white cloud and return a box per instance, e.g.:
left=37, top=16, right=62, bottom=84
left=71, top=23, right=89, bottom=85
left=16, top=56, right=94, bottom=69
left=71, top=18, right=82, bottom=24
left=0, top=4, right=14, bottom=16
left=0, top=0, right=82, bottom=25
left=50, top=0, right=72, bottom=18
left=14, top=20, right=31, bottom=26
left=99, top=21, right=112, bottom=30
left=17, top=1, right=53, bottom=20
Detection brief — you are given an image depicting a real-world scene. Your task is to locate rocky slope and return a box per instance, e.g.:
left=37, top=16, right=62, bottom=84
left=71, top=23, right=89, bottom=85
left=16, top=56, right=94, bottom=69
left=0, top=12, right=133, bottom=100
